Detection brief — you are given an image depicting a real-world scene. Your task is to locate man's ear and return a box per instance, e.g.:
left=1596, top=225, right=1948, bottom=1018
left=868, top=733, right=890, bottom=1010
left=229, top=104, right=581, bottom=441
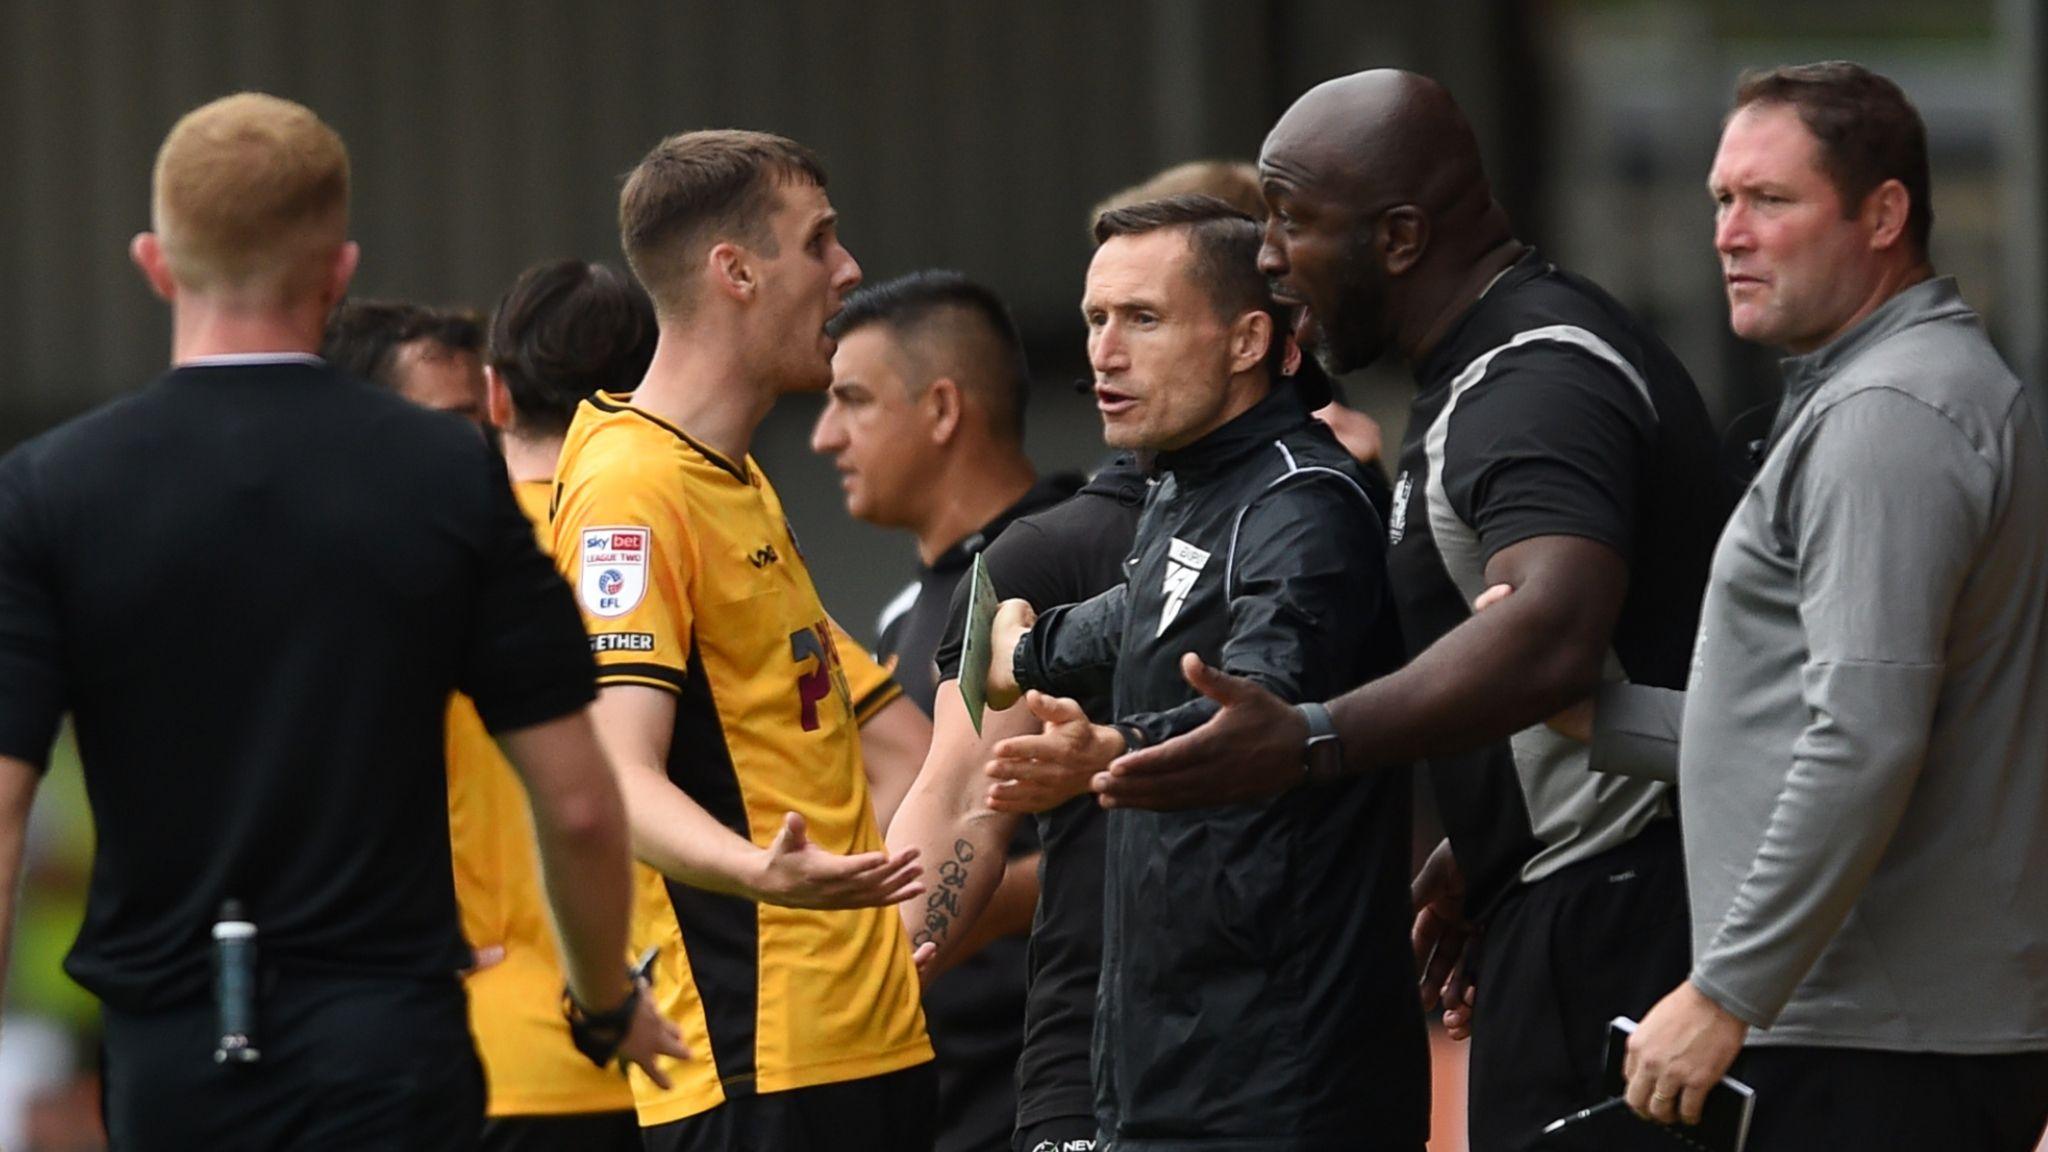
left=925, top=377, right=963, bottom=445
left=1863, top=178, right=1913, bottom=254
left=484, top=366, right=514, bottom=432
left=130, top=232, right=177, bottom=302
left=321, top=241, right=360, bottom=311
left=1228, top=309, right=1275, bottom=376
left=1381, top=206, right=1429, bottom=277
left=709, top=242, right=755, bottom=303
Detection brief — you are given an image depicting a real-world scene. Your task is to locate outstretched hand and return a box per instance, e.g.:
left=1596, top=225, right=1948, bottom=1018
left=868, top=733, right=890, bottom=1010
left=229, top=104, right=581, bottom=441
left=1091, top=654, right=1309, bottom=810
left=750, top=812, right=926, bottom=909
left=985, top=691, right=1124, bottom=815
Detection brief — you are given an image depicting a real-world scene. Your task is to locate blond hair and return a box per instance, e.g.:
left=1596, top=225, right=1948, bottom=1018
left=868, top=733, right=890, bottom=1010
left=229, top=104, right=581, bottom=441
left=151, top=92, right=350, bottom=301
left=618, top=129, right=827, bottom=318
left=1089, top=160, right=1266, bottom=234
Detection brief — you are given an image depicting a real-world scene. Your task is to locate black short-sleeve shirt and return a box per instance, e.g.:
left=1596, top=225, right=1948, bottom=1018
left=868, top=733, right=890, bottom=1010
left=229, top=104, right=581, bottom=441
left=1388, top=252, right=1731, bottom=916
left=932, top=456, right=1147, bottom=1130
left=0, top=359, right=595, bottom=1011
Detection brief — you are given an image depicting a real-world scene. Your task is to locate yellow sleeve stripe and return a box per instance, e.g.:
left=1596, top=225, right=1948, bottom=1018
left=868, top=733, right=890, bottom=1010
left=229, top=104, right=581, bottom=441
left=852, top=679, right=905, bottom=726
left=595, top=671, right=685, bottom=695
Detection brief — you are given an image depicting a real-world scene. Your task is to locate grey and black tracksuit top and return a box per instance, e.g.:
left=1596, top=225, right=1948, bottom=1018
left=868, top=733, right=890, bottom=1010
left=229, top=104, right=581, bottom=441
left=1016, top=384, right=1426, bottom=1151
left=1595, top=277, right=2048, bottom=1053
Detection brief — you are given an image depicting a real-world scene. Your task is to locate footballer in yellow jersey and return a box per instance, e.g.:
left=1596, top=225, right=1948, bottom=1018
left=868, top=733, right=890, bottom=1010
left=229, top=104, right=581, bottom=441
left=445, top=480, right=640, bottom=1122
left=550, top=393, right=931, bottom=1128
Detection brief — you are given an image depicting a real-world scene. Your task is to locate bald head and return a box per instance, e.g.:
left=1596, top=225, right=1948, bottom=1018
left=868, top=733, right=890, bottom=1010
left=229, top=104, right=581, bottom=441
left=1262, top=70, right=1492, bottom=220
left=1256, top=70, right=1521, bottom=370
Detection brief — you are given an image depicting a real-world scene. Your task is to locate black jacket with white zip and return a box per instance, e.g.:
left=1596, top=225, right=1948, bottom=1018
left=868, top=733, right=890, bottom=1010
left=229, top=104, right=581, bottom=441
left=1017, top=383, right=1426, bottom=1151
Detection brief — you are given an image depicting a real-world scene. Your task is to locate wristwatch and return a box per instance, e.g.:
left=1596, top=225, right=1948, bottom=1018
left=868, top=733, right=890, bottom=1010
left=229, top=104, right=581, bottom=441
left=563, top=980, right=641, bottom=1068
left=1297, top=701, right=1344, bottom=785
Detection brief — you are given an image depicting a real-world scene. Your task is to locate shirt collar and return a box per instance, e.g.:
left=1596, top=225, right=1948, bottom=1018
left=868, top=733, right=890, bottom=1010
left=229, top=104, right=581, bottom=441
left=176, top=352, right=327, bottom=369
left=1152, top=381, right=1311, bottom=483
left=927, top=473, right=1086, bottom=573
left=1770, top=276, right=1969, bottom=445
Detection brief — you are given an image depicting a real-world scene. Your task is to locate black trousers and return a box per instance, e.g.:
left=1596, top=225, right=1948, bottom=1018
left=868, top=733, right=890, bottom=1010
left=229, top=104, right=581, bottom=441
left=1732, top=1046, right=2048, bottom=1152
left=640, top=1061, right=938, bottom=1152
left=1466, top=821, right=1692, bottom=1152
left=480, top=1109, right=641, bottom=1152
left=101, top=974, right=483, bottom=1152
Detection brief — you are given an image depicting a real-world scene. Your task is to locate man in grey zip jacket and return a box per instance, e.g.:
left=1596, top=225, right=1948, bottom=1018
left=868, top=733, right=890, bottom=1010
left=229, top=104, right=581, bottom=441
left=1602, top=63, right=2048, bottom=1150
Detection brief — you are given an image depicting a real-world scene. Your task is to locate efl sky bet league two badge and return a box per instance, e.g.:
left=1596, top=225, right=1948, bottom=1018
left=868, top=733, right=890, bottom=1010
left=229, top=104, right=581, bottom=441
left=579, top=526, right=650, bottom=618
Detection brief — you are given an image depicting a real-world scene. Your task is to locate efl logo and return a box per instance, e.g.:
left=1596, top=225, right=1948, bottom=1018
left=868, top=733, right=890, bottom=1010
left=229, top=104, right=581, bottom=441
left=579, top=524, right=650, bottom=618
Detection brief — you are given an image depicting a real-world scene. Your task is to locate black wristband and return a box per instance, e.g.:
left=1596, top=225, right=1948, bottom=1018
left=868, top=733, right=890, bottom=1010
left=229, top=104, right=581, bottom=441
left=562, top=981, right=640, bottom=1068
left=1012, top=630, right=1038, bottom=696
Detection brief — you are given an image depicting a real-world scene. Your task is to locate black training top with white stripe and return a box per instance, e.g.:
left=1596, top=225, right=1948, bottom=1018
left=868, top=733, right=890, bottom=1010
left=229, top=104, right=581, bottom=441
left=1389, top=250, right=1732, bottom=917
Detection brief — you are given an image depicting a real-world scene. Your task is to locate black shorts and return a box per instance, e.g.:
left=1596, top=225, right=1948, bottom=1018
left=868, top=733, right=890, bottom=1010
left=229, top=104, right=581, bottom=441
left=640, top=1062, right=938, bottom=1152
left=1012, top=1113, right=1097, bottom=1152
left=1732, top=1046, right=2048, bottom=1152
left=1466, top=820, right=1691, bottom=1152
left=480, top=1109, right=640, bottom=1152
left=100, top=974, right=483, bottom=1152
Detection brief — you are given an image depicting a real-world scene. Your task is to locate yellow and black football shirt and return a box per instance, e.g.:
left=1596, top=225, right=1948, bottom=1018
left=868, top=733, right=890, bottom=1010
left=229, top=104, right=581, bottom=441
left=550, top=393, right=930, bottom=1127
left=446, top=479, right=635, bottom=1118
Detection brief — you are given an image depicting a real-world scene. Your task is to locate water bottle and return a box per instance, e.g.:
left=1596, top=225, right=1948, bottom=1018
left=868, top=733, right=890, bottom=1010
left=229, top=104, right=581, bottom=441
left=214, top=900, right=261, bottom=1064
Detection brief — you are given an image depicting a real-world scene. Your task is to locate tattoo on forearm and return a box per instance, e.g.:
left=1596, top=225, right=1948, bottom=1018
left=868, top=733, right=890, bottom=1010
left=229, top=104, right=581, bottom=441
left=911, top=838, right=977, bottom=949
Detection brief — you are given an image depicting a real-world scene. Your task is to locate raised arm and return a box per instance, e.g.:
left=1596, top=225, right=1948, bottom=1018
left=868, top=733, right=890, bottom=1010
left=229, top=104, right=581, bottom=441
left=888, top=683, right=1039, bottom=979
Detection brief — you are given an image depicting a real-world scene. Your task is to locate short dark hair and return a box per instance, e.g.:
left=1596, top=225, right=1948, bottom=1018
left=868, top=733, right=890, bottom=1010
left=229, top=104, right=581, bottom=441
left=619, top=129, right=828, bottom=317
left=322, top=299, right=482, bottom=389
left=487, top=261, right=658, bottom=436
left=1733, top=61, right=1933, bottom=255
left=826, top=270, right=1031, bottom=441
left=1092, top=194, right=1288, bottom=377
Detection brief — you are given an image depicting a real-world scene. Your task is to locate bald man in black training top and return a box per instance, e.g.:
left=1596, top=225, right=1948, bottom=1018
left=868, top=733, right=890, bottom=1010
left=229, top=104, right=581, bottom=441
left=1086, top=72, right=1734, bottom=1150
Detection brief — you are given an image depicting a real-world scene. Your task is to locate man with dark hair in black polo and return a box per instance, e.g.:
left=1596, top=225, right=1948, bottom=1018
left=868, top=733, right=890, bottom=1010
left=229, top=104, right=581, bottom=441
left=0, top=94, right=680, bottom=1151
left=810, top=269, right=1078, bottom=1152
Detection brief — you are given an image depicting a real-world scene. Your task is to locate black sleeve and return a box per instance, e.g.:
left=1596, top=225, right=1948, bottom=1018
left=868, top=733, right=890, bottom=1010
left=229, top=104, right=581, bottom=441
left=1441, top=342, right=1653, bottom=565
left=934, top=519, right=1095, bottom=682
left=1016, top=582, right=1129, bottom=706
left=458, top=451, right=598, bottom=733
left=1119, top=474, right=1384, bottom=749
left=0, top=449, right=64, bottom=767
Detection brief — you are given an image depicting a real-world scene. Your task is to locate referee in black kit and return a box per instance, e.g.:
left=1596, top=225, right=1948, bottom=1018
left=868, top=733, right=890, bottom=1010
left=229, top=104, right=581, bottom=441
left=0, top=94, right=681, bottom=1150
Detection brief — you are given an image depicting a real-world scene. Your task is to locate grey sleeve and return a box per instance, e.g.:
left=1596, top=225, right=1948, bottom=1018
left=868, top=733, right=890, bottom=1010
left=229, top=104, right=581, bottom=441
left=1691, top=389, right=1991, bottom=1028
left=1587, top=682, right=1683, bottom=784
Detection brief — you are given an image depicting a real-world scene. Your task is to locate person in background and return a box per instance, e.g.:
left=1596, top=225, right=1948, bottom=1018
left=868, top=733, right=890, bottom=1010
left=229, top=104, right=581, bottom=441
left=323, top=299, right=489, bottom=426
left=810, top=270, right=1077, bottom=1152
